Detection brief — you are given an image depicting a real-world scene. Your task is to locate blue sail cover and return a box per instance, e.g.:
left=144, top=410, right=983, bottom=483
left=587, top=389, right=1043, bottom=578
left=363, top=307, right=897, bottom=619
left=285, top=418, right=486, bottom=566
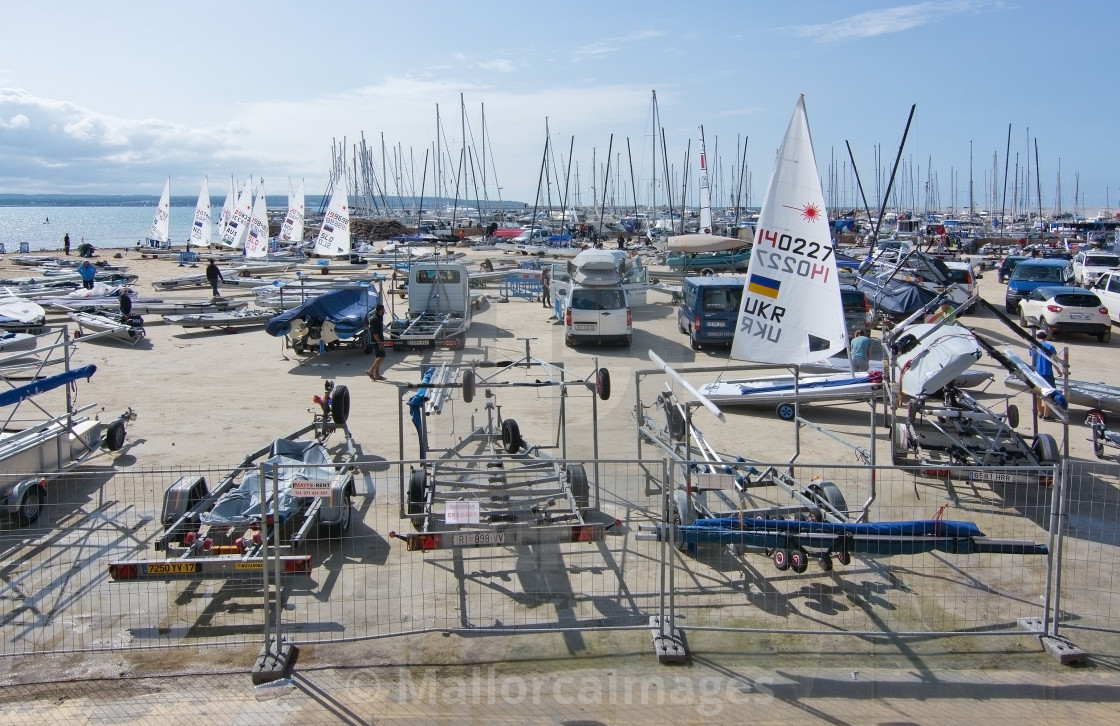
left=857, top=275, right=938, bottom=321
left=264, top=287, right=378, bottom=339
left=0, top=364, right=97, bottom=407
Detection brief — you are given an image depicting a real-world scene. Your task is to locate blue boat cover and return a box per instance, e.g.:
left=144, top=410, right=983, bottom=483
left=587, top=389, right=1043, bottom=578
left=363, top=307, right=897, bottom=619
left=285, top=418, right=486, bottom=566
left=265, top=287, right=378, bottom=339
left=0, top=364, right=97, bottom=407
left=857, top=275, right=938, bottom=320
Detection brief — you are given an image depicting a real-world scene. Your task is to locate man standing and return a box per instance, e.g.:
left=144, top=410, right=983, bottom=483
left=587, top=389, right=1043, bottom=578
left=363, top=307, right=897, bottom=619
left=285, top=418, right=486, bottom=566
left=1031, top=330, right=1058, bottom=419
left=365, top=305, right=387, bottom=380
left=78, top=260, right=97, bottom=290
left=205, top=259, right=224, bottom=297
left=63, top=232, right=71, bottom=256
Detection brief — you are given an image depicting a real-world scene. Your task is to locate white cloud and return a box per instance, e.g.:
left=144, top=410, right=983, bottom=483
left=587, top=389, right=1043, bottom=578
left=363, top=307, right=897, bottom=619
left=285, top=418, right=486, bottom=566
left=570, top=29, right=667, bottom=62
left=0, top=113, right=29, bottom=129
left=477, top=59, right=515, bottom=73
left=785, top=1, right=997, bottom=42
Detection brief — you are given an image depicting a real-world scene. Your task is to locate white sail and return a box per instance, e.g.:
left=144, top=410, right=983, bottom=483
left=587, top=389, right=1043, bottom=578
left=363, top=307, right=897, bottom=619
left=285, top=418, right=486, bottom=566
left=219, top=179, right=253, bottom=248
left=189, top=177, right=212, bottom=248
left=312, top=184, right=350, bottom=257
left=279, top=178, right=305, bottom=242
left=215, top=177, right=235, bottom=242
left=698, top=126, right=713, bottom=234
left=244, top=182, right=269, bottom=258
left=729, top=96, right=845, bottom=364
left=148, top=178, right=171, bottom=244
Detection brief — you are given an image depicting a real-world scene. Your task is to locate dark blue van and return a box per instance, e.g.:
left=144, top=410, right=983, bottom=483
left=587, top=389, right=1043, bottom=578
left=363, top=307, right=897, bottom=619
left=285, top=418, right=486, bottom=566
left=677, top=276, right=745, bottom=350
left=1005, top=259, right=1074, bottom=312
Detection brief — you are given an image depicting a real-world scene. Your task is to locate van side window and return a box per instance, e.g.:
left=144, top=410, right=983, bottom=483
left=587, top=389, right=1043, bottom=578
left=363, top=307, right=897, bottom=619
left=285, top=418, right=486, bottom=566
left=1110, top=275, right=1120, bottom=293
left=703, top=287, right=740, bottom=312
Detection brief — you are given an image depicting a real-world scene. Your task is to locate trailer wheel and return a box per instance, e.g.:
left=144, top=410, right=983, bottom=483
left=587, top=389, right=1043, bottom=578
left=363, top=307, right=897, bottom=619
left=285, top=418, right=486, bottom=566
left=501, top=419, right=522, bottom=454
left=789, top=548, right=809, bottom=574
left=1093, top=428, right=1106, bottom=459
left=1034, top=433, right=1060, bottom=463
left=596, top=368, right=611, bottom=401
left=104, top=419, right=126, bottom=452
left=776, top=402, right=796, bottom=421
left=407, top=470, right=426, bottom=531
left=568, top=465, right=590, bottom=509
left=835, top=548, right=852, bottom=566
left=330, top=385, right=351, bottom=425
left=672, top=489, right=696, bottom=527
left=818, top=552, right=834, bottom=572
left=462, top=370, right=475, bottom=403
left=17, top=484, right=44, bottom=526
left=1087, top=408, right=1109, bottom=428
left=1006, top=404, right=1019, bottom=429
left=773, top=548, right=791, bottom=571
left=806, top=481, right=847, bottom=518
left=701, top=268, right=715, bottom=277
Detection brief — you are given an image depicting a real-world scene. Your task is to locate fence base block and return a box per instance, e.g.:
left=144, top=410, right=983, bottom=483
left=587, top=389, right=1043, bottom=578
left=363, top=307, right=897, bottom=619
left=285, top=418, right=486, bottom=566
left=649, top=615, right=687, bottom=664
left=252, top=638, right=300, bottom=685
left=1017, top=617, right=1044, bottom=633
left=1040, top=634, right=1087, bottom=665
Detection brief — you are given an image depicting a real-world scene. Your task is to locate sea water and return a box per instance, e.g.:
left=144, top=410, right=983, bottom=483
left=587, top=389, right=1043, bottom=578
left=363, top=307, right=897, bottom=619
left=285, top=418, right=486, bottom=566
left=0, top=205, right=202, bottom=253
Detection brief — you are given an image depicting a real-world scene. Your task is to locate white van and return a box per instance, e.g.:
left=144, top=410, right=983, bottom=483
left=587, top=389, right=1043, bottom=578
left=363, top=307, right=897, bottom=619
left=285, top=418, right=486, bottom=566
left=564, top=283, right=632, bottom=347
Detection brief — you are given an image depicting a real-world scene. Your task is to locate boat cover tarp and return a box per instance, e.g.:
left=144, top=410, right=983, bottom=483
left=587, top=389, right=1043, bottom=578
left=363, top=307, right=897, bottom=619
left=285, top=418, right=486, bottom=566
left=265, top=286, right=378, bottom=339
left=729, top=370, right=883, bottom=395
left=691, top=517, right=983, bottom=538
left=0, top=364, right=97, bottom=407
left=857, top=275, right=938, bottom=320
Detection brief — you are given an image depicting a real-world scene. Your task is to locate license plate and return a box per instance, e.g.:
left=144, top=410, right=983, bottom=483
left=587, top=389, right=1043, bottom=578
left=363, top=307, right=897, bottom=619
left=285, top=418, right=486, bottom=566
left=143, top=562, right=198, bottom=575
left=411, top=340, right=431, bottom=346
left=971, top=470, right=1015, bottom=483
left=1070, top=313, right=1090, bottom=320
left=706, top=321, right=727, bottom=328
left=452, top=531, right=505, bottom=546
left=573, top=323, right=595, bottom=332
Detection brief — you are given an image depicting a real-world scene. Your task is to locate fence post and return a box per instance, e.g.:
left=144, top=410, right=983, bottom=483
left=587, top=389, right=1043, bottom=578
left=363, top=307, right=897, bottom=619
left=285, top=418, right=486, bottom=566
left=252, top=461, right=299, bottom=683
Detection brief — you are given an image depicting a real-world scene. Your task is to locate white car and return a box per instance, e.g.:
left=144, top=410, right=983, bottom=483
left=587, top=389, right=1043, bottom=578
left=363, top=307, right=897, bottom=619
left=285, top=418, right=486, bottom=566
left=942, top=259, right=979, bottom=314
left=1072, top=250, right=1120, bottom=286
left=1017, top=285, right=1111, bottom=343
left=1091, top=269, right=1120, bottom=324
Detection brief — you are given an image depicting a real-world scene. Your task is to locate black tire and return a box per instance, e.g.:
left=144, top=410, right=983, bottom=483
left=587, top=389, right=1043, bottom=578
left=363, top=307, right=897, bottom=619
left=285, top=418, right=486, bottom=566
left=596, top=368, right=611, bottom=401
left=624, top=334, right=632, bottom=348
left=407, top=470, right=426, bottom=531
left=790, top=548, right=809, bottom=574
left=17, top=484, right=44, bottom=526
left=565, top=336, right=575, bottom=348
left=293, top=340, right=306, bottom=354
left=773, top=548, right=791, bottom=571
left=1034, top=433, right=1060, bottom=463
left=501, top=418, right=522, bottom=454
left=104, top=419, right=126, bottom=452
left=1040, top=320, right=1053, bottom=339
left=1006, top=404, right=1019, bottom=429
left=701, top=268, right=715, bottom=277
left=891, top=422, right=910, bottom=465
left=836, top=548, right=852, bottom=566
left=568, top=465, right=590, bottom=509
left=462, top=370, right=475, bottom=403
left=813, top=480, right=848, bottom=517
left=818, top=552, right=834, bottom=572
left=776, top=402, right=796, bottom=421
left=1093, top=430, right=1106, bottom=459
left=665, top=400, right=687, bottom=441
left=689, top=331, right=700, bottom=351
left=1100, top=328, right=1112, bottom=344
left=330, top=385, right=350, bottom=425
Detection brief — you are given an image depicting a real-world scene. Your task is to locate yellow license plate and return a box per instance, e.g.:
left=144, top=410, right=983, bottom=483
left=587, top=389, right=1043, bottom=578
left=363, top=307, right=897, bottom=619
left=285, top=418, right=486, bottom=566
left=143, top=562, right=198, bottom=575
left=235, top=562, right=263, bottom=570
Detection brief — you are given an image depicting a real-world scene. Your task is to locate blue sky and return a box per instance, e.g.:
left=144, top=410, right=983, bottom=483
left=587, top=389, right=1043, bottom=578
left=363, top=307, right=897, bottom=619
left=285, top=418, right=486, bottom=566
left=0, top=1, right=1116, bottom=214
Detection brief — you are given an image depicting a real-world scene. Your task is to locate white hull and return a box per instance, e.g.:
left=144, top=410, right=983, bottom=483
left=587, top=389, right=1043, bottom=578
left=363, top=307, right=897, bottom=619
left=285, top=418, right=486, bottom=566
left=67, top=311, right=146, bottom=345
left=699, top=371, right=882, bottom=408
left=0, top=331, right=37, bottom=353
left=163, top=309, right=273, bottom=329
left=893, top=323, right=982, bottom=399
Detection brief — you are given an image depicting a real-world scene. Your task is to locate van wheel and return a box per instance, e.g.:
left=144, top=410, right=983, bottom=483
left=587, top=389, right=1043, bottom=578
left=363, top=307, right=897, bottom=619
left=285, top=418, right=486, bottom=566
left=689, top=330, right=700, bottom=351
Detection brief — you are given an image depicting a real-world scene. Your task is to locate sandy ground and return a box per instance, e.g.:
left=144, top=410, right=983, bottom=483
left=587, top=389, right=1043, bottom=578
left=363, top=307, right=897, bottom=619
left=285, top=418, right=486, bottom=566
left=3, top=244, right=1119, bottom=722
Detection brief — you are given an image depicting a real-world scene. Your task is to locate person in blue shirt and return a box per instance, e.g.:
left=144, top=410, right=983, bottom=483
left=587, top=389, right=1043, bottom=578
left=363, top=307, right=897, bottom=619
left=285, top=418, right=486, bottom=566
left=78, top=260, right=97, bottom=290
left=1031, top=330, right=1058, bottom=419
left=850, top=329, right=872, bottom=372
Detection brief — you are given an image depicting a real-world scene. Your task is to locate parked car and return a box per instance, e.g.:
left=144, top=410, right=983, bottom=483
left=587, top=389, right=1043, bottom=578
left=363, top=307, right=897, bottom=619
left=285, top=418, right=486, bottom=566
left=564, top=283, right=632, bottom=346
left=1091, top=269, right=1120, bottom=325
left=997, top=255, right=1030, bottom=284
left=1004, top=259, right=1074, bottom=313
left=677, top=276, right=744, bottom=350
left=942, top=259, right=980, bottom=314
left=1072, top=250, right=1120, bottom=286
left=1017, top=286, right=1111, bottom=343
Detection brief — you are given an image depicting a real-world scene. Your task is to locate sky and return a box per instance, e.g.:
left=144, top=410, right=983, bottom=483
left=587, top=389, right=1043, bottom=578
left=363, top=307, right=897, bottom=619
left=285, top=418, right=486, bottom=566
left=1, top=0, right=1117, bottom=214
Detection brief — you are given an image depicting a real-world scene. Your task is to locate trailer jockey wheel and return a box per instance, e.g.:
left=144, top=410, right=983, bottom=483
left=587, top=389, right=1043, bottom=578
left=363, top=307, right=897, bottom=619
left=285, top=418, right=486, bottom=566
left=461, top=370, right=475, bottom=403
left=818, top=552, right=834, bottom=572
left=773, top=549, right=791, bottom=571
left=407, top=470, right=427, bottom=531
left=835, top=548, right=852, bottom=566
left=596, top=368, right=611, bottom=401
left=330, top=385, right=350, bottom=425
left=789, top=548, right=809, bottom=574
left=501, top=419, right=522, bottom=454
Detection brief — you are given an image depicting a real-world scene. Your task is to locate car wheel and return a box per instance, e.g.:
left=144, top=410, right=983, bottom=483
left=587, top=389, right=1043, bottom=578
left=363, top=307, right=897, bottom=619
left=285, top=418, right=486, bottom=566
left=1040, top=320, right=1053, bottom=338
left=1099, top=328, right=1112, bottom=344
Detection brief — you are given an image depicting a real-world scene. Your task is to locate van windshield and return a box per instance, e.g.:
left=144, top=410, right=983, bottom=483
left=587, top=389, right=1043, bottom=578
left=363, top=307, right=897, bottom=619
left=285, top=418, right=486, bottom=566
left=702, top=287, right=742, bottom=312
left=1012, top=265, right=1064, bottom=282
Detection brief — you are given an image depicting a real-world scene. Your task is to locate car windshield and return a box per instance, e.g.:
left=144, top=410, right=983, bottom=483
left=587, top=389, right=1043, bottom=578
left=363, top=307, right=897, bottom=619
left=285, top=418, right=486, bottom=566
left=1053, top=293, right=1102, bottom=307
left=571, top=288, right=625, bottom=310
left=1087, top=255, right=1120, bottom=267
left=1013, top=265, right=1064, bottom=282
